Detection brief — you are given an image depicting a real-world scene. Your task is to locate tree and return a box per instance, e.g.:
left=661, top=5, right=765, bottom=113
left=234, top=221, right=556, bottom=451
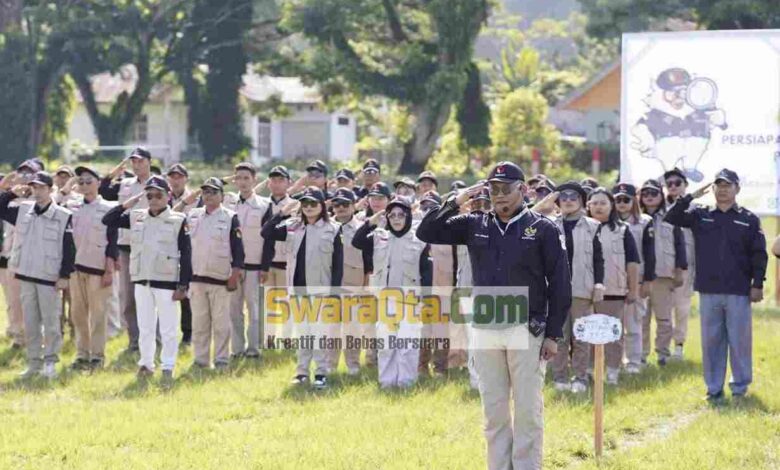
left=283, top=0, right=491, bottom=173
left=578, top=0, right=780, bottom=39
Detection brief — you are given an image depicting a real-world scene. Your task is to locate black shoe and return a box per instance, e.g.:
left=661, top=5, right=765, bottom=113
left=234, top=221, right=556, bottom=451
left=136, top=366, right=154, bottom=379
left=89, top=358, right=104, bottom=370
left=70, top=358, right=91, bottom=371
left=705, top=391, right=725, bottom=403
left=657, top=356, right=667, bottom=367
left=11, top=342, right=23, bottom=350
left=313, top=375, right=328, bottom=390
left=291, top=374, right=309, bottom=385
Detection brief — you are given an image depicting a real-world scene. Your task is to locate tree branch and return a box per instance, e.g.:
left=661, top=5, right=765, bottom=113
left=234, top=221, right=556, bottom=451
left=381, top=0, right=407, bottom=42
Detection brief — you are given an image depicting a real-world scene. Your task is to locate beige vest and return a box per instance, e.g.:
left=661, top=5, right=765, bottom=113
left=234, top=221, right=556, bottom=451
left=431, top=243, right=454, bottom=287
left=128, top=208, right=185, bottom=283
left=117, top=177, right=148, bottom=246
left=598, top=223, right=629, bottom=296
left=1, top=198, right=27, bottom=259
left=67, top=196, right=115, bottom=271
left=456, top=244, right=472, bottom=288
left=9, top=201, right=72, bottom=282
left=369, top=226, right=426, bottom=288
left=283, top=217, right=340, bottom=287
left=339, top=217, right=365, bottom=288
left=651, top=211, right=676, bottom=279
left=557, top=215, right=600, bottom=299
left=226, top=193, right=270, bottom=266
left=188, top=205, right=236, bottom=281
left=269, top=195, right=292, bottom=264
left=623, top=213, right=652, bottom=279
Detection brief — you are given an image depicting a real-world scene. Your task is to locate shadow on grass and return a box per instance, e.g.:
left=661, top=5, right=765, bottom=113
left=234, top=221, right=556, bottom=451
left=0, top=344, right=25, bottom=368
left=0, top=365, right=78, bottom=394
left=546, top=358, right=702, bottom=406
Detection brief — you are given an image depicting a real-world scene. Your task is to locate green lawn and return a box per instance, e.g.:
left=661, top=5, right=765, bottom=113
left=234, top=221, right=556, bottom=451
left=0, top=293, right=779, bottom=469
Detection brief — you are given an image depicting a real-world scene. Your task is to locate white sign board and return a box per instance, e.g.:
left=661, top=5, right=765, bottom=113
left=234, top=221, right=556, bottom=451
left=621, top=30, right=780, bottom=215
left=573, top=314, right=622, bottom=345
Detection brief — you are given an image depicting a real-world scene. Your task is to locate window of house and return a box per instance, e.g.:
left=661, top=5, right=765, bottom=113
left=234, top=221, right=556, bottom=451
left=338, top=116, right=350, bottom=126
left=258, top=116, right=271, bottom=158
left=132, top=114, right=148, bottom=143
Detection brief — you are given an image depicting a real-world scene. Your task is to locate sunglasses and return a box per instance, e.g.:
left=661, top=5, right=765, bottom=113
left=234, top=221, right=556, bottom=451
left=559, top=190, right=580, bottom=202
left=641, top=189, right=660, bottom=197
left=301, top=200, right=320, bottom=208
left=615, top=196, right=632, bottom=204
left=146, top=192, right=166, bottom=201
left=332, top=201, right=352, bottom=208
left=77, top=179, right=95, bottom=186
left=488, top=182, right=518, bottom=195
left=387, top=212, right=406, bottom=220
left=535, top=188, right=551, bottom=197
left=665, top=179, right=684, bottom=188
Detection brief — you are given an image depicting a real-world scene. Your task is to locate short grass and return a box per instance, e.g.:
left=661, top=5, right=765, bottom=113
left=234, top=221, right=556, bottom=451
left=0, top=291, right=779, bottom=469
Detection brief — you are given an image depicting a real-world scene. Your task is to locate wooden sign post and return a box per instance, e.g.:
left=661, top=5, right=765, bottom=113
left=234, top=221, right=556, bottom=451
left=573, top=313, right=622, bottom=460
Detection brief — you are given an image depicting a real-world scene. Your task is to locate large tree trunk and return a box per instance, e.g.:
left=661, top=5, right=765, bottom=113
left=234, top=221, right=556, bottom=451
left=0, top=0, right=22, bottom=32
left=398, top=101, right=451, bottom=174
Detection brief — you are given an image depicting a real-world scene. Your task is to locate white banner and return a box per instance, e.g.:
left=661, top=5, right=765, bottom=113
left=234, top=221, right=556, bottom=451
left=621, top=30, right=780, bottom=215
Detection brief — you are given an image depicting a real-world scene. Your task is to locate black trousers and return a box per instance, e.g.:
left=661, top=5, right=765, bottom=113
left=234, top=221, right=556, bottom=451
left=180, top=298, right=192, bottom=343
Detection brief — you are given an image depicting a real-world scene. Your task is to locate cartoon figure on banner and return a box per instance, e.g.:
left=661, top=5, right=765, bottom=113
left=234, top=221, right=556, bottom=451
left=630, top=67, right=728, bottom=182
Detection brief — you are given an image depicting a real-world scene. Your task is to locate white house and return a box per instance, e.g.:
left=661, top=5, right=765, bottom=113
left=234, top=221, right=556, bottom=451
left=66, top=67, right=357, bottom=166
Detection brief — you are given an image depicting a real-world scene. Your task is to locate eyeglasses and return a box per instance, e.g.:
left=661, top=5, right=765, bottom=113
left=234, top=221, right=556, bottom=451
left=387, top=212, right=406, bottom=220
left=559, top=190, right=580, bottom=202
left=332, top=201, right=351, bottom=208
left=615, top=196, right=632, bottom=204
left=363, top=168, right=378, bottom=175
left=535, top=188, right=551, bottom=198
left=301, top=200, right=320, bottom=208
left=201, top=188, right=219, bottom=196
left=641, top=189, right=660, bottom=197
left=666, top=179, right=684, bottom=188
left=488, top=182, right=518, bottom=195
left=77, top=179, right=95, bottom=186
left=146, top=192, right=166, bottom=200
left=307, top=170, right=324, bottom=178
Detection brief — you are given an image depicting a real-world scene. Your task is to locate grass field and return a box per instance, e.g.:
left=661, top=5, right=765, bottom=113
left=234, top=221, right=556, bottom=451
left=0, top=293, right=779, bottom=469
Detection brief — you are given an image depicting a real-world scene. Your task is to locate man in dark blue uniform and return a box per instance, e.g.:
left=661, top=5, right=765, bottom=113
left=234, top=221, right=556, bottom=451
left=417, top=161, right=571, bottom=470
left=665, top=168, right=767, bottom=402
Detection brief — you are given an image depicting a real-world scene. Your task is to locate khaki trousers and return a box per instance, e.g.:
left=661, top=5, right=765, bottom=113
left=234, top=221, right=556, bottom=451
left=551, top=297, right=593, bottom=382
left=643, top=277, right=675, bottom=360
left=474, top=329, right=545, bottom=470
left=191, top=282, right=232, bottom=366
left=118, top=251, right=139, bottom=349
left=1, top=268, right=24, bottom=345
left=230, top=270, right=261, bottom=355
left=672, top=274, right=694, bottom=346
left=69, top=271, right=112, bottom=360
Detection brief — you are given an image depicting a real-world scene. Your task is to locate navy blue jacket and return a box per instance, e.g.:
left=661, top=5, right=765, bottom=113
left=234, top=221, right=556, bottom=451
left=664, top=194, right=767, bottom=296
left=416, top=199, right=571, bottom=338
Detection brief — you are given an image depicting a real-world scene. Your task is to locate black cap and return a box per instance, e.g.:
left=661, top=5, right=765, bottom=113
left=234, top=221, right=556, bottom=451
left=387, top=196, right=412, bottom=212
left=235, top=162, right=257, bottom=176
left=144, top=175, right=170, bottom=193
left=362, top=159, right=381, bottom=172
left=331, top=188, right=356, bottom=203
left=268, top=165, right=290, bottom=179
left=536, top=178, right=556, bottom=193
left=129, top=147, right=152, bottom=160
left=335, top=168, right=355, bottom=181
left=580, top=178, right=599, bottom=190
left=527, top=174, right=547, bottom=186
left=29, top=171, right=54, bottom=187
left=640, top=179, right=663, bottom=191
left=368, top=182, right=392, bottom=198
left=17, top=159, right=42, bottom=173
left=393, top=177, right=415, bottom=189
left=714, top=168, right=739, bottom=185
left=201, top=177, right=224, bottom=192
left=556, top=180, right=587, bottom=203
left=450, top=180, right=467, bottom=191
left=166, top=163, right=189, bottom=178
left=74, top=166, right=100, bottom=180
left=656, top=68, right=691, bottom=91
left=55, top=166, right=75, bottom=177
left=299, top=186, right=326, bottom=202
left=487, top=161, right=525, bottom=183
left=417, top=170, right=438, bottom=185
left=306, top=160, right=329, bottom=176
left=663, top=167, right=687, bottom=184
left=421, top=191, right=442, bottom=205
left=612, top=183, right=637, bottom=197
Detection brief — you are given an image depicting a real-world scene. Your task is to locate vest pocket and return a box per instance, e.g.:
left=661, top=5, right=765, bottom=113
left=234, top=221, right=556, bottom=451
left=155, top=253, right=179, bottom=275
left=129, top=252, right=141, bottom=276
left=44, top=255, right=59, bottom=276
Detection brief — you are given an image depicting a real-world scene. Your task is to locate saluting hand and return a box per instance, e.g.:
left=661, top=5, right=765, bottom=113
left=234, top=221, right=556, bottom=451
left=108, top=158, right=128, bottom=180
left=454, top=182, right=484, bottom=206
left=691, top=183, right=712, bottom=200
left=122, top=192, right=145, bottom=210
left=532, top=191, right=559, bottom=214
left=355, top=197, right=368, bottom=211
left=253, top=178, right=269, bottom=193
left=280, top=199, right=300, bottom=216
left=368, top=209, right=385, bottom=227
